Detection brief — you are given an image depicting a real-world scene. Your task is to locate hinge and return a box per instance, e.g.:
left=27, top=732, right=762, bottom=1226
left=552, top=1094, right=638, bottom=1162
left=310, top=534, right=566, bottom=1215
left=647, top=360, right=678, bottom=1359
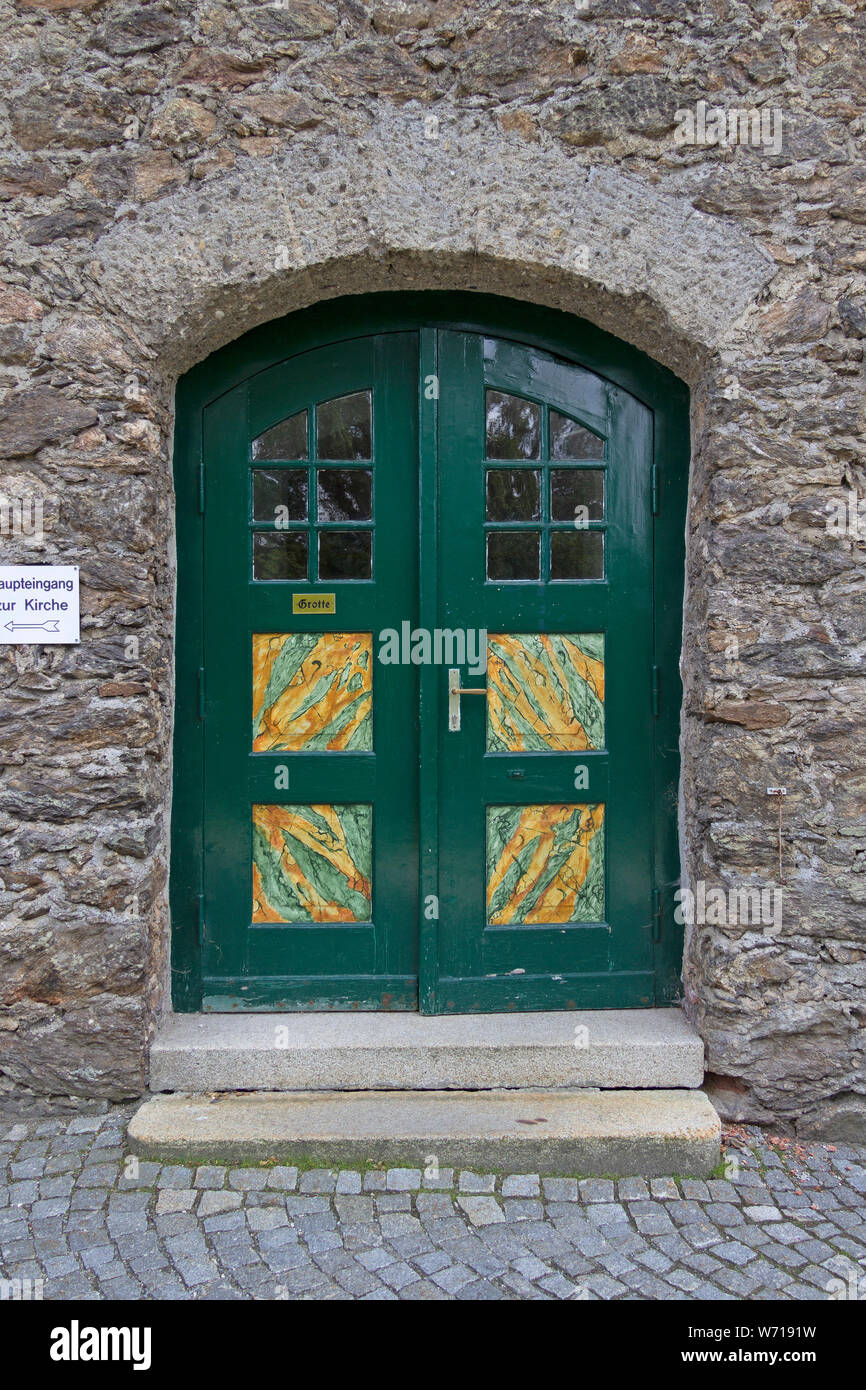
left=652, top=887, right=661, bottom=942
left=198, top=457, right=205, bottom=514
left=198, top=666, right=205, bottom=721
left=197, top=892, right=205, bottom=944
left=651, top=463, right=659, bottom=515
left=651, top=664, right=659, bottom=718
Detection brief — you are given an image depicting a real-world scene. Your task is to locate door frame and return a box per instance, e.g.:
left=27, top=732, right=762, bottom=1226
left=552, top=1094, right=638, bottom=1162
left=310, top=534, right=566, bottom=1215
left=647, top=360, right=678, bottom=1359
left=170, top=292, right=690, bottom=1013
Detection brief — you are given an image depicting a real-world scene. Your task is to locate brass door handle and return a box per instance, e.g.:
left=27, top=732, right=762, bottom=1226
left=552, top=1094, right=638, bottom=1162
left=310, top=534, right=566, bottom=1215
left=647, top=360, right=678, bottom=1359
left=448, top=667, right=487, bottom=732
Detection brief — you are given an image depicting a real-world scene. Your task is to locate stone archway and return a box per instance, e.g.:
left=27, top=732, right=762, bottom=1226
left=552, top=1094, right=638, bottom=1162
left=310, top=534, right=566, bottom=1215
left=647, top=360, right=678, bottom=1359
left=93, top=108, right=772, bottom=384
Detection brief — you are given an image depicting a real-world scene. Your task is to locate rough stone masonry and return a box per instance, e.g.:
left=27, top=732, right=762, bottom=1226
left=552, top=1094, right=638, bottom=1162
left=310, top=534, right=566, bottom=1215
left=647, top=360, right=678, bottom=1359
left=0, top=0, right=863, bottom=1138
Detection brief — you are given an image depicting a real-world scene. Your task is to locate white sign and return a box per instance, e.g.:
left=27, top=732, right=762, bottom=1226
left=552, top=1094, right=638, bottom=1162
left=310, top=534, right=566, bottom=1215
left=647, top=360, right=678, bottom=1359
left=0, top=566, right=80, bottom=644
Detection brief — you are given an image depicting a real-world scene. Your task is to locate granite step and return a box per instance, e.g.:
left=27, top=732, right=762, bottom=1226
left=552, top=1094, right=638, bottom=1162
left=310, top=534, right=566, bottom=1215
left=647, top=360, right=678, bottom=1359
left=149, top=1008, right=705, bottom=1093
left=128, top=1087, right=721, bottom=1178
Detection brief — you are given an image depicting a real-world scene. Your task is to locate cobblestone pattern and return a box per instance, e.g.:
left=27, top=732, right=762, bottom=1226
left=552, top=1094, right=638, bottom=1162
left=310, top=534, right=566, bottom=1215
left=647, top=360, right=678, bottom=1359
left=2, top=1110, right=865, bottom=1302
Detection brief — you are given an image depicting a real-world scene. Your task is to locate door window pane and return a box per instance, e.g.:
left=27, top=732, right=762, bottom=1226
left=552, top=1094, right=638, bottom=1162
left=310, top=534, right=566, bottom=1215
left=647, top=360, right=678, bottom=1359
left=318, top=530, right=372, bottom=580
left=486, top=803, right=605, bottom=924
left=253, top=803, right=372, bottom=922
left=486, top=469, right=540, bottom=522
left=486, top=531, right=540, bottom=581
left=550, top=530, right=604, bottom=580
left=487, top=633, right=605, bottom=752
left=252, top=468, right=307, bottom=522
left=252, top=633, right=373, bottom=752
left=317, top=468, right=373, bottom=521
left=550, top=469, right=604, bottom=522
left=317, top=391, right=372, bottom=460
left=253, top=531, right=307, bottom=581
left=251, top=409, right=308, bottom=461
left=485, top=391, right=540, bottom=459
left=550, top=411, right=604, bottom=460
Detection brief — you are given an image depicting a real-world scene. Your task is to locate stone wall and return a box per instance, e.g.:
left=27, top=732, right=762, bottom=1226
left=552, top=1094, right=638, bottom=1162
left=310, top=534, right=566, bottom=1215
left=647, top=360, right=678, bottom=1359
left=0, top=0, right=863, bottom=1137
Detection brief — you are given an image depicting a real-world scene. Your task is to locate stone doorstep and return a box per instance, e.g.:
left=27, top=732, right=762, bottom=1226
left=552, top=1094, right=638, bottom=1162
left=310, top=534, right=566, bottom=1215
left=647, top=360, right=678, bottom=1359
left=149, top=1008, right=705, bottom=1093
left=128, top=1088, right=721, bottom=1179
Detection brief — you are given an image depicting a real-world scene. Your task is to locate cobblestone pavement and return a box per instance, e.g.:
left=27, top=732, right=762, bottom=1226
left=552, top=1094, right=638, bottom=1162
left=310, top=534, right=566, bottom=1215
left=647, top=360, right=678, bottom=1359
left=2, top=1106, right=865, bottom=1301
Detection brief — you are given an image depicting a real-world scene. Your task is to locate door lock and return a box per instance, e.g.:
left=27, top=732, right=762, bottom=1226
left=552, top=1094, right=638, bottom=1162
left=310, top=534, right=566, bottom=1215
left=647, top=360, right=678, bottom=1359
left=448, top=668, right=487, bottom=731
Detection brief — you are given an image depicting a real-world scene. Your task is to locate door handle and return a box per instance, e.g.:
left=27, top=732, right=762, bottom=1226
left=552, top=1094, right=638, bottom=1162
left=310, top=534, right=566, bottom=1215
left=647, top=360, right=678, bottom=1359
left=448, top=667, right=487, bottom=732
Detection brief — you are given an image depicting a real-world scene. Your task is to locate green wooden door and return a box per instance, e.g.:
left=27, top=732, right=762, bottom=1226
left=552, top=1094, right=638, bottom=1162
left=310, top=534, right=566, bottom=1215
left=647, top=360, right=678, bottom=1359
left=177, top=298, right=683, bottom=1014
left=434, top=333, right=654, bottom=1010
left=200, top=334, right=420, bottom=1009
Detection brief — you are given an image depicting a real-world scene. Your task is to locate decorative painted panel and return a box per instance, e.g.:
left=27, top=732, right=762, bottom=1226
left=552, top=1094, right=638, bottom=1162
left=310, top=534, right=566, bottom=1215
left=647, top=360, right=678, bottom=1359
left=252, top=804, right=372, bottom=922
left=486, top=633, right=604, bottom=752
left=486, top=803, right=605, bottom=925
left=252, top=633, right=373, bottom=752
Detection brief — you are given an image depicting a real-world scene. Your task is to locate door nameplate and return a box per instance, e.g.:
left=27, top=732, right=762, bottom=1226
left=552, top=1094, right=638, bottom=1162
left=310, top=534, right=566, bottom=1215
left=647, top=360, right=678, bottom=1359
left=292, top=593, right=336, bottom=614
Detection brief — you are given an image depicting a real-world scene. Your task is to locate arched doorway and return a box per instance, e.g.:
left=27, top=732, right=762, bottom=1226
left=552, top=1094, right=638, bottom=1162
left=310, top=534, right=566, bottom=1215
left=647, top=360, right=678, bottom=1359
left=170, top=293, right=689, bottom=1014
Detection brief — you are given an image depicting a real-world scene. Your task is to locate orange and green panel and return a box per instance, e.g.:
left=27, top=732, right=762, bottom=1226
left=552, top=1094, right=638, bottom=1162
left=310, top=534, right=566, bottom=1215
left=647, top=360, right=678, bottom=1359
left=486, top=803, right=605, bottom=925
left=252, top=632, right=372, bottom=752
left=252, top=803, right=372, bottom=923
left=486, top=633, right=604, bottom=752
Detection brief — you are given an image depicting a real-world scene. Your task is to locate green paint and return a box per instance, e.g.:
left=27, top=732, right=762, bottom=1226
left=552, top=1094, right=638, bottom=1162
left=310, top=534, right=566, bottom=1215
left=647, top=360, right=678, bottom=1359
left=171, top=293, right=689, bottom=1013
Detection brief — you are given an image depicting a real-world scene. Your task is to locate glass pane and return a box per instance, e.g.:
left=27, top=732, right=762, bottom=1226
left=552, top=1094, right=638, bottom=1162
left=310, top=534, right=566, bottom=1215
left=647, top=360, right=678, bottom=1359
left=485, top=391, right=540, bottom=460
left=486, top=469, right=540, bottom=522
left=251, top=410, right=307, bottom=461
left=317, top=391, right=372, bottom=460
left=253, top=803, right=372, bottom=922
left=317, top=468, right=373, bottom=521
left=550, top=469, right=604, bottom=522
left=487, top=634, right=605, bottom=752
left=318, top=530, right=372, bottom=580
left=486, top=804, right=605, bottom=924
left=253, top=531, right=307, bottom=581
left=550, top=530, right=604, bottom=580
left=253, top=633, right=373, bottom=752
left=486, top=531, right=540, bottom=581
left=252, top=468, right=307, bottom=523
left=550, top=412, right=604, bottom=460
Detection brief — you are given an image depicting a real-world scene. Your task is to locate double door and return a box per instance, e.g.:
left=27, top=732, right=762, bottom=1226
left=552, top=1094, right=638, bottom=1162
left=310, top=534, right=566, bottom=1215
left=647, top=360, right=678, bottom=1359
left=197, top=328, right=656, bottom=1012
